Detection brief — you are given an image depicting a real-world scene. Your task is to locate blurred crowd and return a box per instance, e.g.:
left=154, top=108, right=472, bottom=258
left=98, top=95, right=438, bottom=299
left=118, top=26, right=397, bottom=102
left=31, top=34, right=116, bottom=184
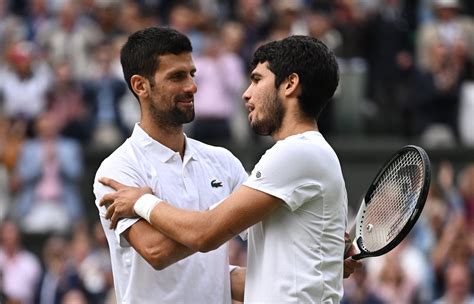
left=0, top=0, right=473, bottom=303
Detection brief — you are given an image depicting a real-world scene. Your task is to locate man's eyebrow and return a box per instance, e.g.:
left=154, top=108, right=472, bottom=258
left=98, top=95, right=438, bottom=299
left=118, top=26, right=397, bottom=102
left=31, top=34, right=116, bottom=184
left=167, top=67, right=196, bottom=77
left=250, top=72, right=261, bottom=80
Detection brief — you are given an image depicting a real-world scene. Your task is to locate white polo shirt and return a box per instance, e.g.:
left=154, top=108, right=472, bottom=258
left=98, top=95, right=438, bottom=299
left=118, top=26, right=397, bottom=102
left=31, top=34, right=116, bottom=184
left=243, top=131, right=348, bottom=303
left=93, top=124, right=248, bottom=304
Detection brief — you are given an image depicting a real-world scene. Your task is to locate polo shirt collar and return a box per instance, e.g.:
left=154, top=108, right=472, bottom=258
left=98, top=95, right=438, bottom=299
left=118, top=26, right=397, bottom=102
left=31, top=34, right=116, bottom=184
left=131, top=123, right=198, bottom=163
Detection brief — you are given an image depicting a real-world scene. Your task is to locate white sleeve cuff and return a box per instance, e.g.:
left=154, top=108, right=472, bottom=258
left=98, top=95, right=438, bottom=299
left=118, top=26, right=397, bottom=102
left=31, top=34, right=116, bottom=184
left=229, top=265, right=238, bottom=273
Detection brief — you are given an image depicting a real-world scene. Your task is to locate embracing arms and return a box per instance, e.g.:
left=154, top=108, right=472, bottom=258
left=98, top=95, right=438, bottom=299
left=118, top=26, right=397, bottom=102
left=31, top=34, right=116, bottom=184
left=99, top=177, right=362, bottom=278
left=100, top=177, right=280, bottom=252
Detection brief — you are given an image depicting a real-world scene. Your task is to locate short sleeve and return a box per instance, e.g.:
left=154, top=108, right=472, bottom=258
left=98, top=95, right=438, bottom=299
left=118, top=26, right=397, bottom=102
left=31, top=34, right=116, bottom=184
left=93, top=158, right=144, bottom=247
left=243, top=140, right=322, bottom=212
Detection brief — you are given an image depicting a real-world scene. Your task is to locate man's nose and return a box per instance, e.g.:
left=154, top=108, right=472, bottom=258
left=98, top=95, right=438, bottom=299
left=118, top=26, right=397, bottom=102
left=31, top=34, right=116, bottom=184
left=185, top=77, right=197, bottom=94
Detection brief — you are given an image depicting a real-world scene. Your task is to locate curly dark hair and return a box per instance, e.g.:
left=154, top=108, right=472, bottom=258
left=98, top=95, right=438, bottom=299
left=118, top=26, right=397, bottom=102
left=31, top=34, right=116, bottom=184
left=251, top=35, right=339, bottom=120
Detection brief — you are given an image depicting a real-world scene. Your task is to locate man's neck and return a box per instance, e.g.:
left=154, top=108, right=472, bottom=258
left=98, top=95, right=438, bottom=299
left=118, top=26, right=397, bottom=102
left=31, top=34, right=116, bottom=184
left=272, top=119, right=318, bottom=141
left=140, top=120, right=186, bottom=158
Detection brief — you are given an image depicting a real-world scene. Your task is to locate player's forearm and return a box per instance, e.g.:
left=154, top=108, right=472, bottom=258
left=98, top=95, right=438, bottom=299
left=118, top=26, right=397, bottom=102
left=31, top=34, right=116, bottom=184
left=145, top=199, right=234, bottom=252
left=124, top=219, right=197, bottom=270
left=134, top=188, right=279, bottom=252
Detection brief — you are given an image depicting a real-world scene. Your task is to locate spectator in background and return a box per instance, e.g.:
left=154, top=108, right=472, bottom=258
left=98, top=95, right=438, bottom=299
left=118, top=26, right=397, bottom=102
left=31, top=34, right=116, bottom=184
left=411, top=162, right=467, bottom=278
left=12, top=111, right=84, bottom=234
left=417, top=0, right=474, bottom=71
left=341, top=264, right=384, bottom=304
left=367, top=238, right=433, bottom=302
left=330, top=0, right=367, bottom=60
left=370, top=250, right=420, bottom=303
left=307, top=10, right=343, bottom=54
left=433, top=261, right=474, bottom=303
left=90, top=0, right=123, bottom=39
left=458, top=164, right=474, bottom=232
left=47, top=60, right=92, bottom=143
left=415, top=0, right=474, bottom=141
left=118, top=0, right=158, bottom=35
left=24, top=0, right=51, bottom=42
left=0, top=0, right=27, bottom=53
left=191, top=23, right=246, bottom=146
left=268, top=0, right=307, bottom=38
left=60, top=288, right=89, bottom=304
left=83, top=38, right=128, bottom=150
left=35, top=235, right=86, bottom=304
left=431, top=215, right=471, bottom=298
left=233, top=0, right=271, bottom=68
left=167, top=2, right=205, bottom=55
left=0, top=40, right=52, bottom=132
left=0, top=115, right=27, bottom=220
left=412, top=180, right=456, bottom=269
left=0, top=164, right=8, bottom=221
left=36, top=0, right=102, bottom=81
left=306, top=10, right=343, bottom=135
left=0, top=219, right=41, bottom=304
left=74, top=221, right=113, bottom=304
left=0, top=119, right=26, bottom=171
left=364, top=0, right=417, bottom=136
left=110, top=35, right=141, bottom=132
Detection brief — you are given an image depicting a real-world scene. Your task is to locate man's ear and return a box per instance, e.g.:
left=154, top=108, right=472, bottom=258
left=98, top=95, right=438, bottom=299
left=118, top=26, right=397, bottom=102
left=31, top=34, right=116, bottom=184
left=130, top=75, right=150, bottom=99
left=284, top=73, right=300, bottom=97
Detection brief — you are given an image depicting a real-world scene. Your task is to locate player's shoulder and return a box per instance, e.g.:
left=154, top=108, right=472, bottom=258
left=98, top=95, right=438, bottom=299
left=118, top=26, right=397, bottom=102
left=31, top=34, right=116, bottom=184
left=93, top=139, right=149, bottom=197
left=267, top=131, right=339, bottom=166
left=95, top=139, right=140, bottom=177
left=273, top=131, right=326, bottom=154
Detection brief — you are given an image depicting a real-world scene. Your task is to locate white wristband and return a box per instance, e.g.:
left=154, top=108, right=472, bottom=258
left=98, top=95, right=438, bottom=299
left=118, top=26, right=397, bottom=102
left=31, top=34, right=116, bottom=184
left=134, top=194, right=162, bottom=223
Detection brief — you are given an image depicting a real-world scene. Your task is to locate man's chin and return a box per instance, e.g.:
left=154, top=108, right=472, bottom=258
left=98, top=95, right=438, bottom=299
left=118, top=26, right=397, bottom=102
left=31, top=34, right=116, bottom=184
left=251, top=124, right=271, bottom=136
left=180, top=113, right=195, bottom=124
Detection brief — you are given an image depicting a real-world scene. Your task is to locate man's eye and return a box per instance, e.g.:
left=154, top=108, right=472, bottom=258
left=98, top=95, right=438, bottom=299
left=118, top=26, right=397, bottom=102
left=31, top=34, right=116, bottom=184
left=171, top=72, right=194, bottom=80
left=172, top=74, right=185, bottom=80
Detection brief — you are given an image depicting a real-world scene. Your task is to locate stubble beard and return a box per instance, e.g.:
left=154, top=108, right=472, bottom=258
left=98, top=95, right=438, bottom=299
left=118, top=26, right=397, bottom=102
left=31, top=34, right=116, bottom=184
left=149, top=94, right=195, bottom=129
left=251, top=91, right=285, bottom=136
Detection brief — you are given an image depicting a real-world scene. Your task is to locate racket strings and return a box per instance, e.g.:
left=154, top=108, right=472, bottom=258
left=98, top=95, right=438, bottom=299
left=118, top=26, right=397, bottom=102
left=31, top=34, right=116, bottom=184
left=360, top=151, right=425, bottom=252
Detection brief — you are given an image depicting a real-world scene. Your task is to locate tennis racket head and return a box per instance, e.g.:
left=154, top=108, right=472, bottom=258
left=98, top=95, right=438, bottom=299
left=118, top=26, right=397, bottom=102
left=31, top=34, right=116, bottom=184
left=351, top=145, right=431, bottom=260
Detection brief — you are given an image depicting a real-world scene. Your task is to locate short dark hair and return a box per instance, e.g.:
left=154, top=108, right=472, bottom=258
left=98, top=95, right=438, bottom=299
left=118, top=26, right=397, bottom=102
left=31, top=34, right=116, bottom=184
left=251, top=35, right=339, bottom=120
left=120, top=27, right=193, bottom=99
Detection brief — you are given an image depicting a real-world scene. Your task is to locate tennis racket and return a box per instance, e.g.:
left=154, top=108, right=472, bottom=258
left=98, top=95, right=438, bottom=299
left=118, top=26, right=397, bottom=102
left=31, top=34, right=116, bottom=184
left=345, top=145, right=431, bottom=260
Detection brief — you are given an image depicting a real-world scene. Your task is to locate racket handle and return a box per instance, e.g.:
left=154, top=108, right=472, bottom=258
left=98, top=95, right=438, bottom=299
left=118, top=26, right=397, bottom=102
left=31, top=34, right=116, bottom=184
left=344, top=224, right=356, bottom=257
left=345, top=198, right=366, bottom=257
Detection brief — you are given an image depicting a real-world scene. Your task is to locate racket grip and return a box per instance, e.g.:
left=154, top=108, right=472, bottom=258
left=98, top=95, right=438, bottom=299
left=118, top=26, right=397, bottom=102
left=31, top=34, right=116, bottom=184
left=344, top=224, right=356, bottom=257
left=344, top=238, right=352, bottom=257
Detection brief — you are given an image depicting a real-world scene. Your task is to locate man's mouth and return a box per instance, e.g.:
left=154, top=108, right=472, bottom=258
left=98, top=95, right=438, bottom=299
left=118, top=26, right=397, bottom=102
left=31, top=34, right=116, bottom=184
left=246, top=104, right=255, bottom=121
left=177, top=98, right=194, bottom=106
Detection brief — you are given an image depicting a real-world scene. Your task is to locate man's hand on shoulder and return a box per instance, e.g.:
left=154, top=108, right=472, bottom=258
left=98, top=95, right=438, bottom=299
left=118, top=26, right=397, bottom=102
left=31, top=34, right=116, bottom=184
left=99, top=177, right=153, bottom=229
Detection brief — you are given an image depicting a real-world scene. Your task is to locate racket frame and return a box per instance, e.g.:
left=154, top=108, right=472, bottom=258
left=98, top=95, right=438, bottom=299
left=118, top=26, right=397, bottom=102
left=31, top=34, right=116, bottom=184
left=348, top=145, right=431, bottom=260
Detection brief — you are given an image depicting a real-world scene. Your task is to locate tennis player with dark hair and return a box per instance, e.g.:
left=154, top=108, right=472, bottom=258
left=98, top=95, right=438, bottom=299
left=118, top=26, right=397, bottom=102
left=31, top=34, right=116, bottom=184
left=100, top=35, right=352, bottom=303
left=93, top=27, right=249, bottom=303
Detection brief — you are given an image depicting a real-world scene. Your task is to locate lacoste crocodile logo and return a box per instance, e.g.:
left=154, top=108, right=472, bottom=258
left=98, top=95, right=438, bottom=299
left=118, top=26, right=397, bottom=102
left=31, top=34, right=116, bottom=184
left=211, top=179, right=223, bottom=188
